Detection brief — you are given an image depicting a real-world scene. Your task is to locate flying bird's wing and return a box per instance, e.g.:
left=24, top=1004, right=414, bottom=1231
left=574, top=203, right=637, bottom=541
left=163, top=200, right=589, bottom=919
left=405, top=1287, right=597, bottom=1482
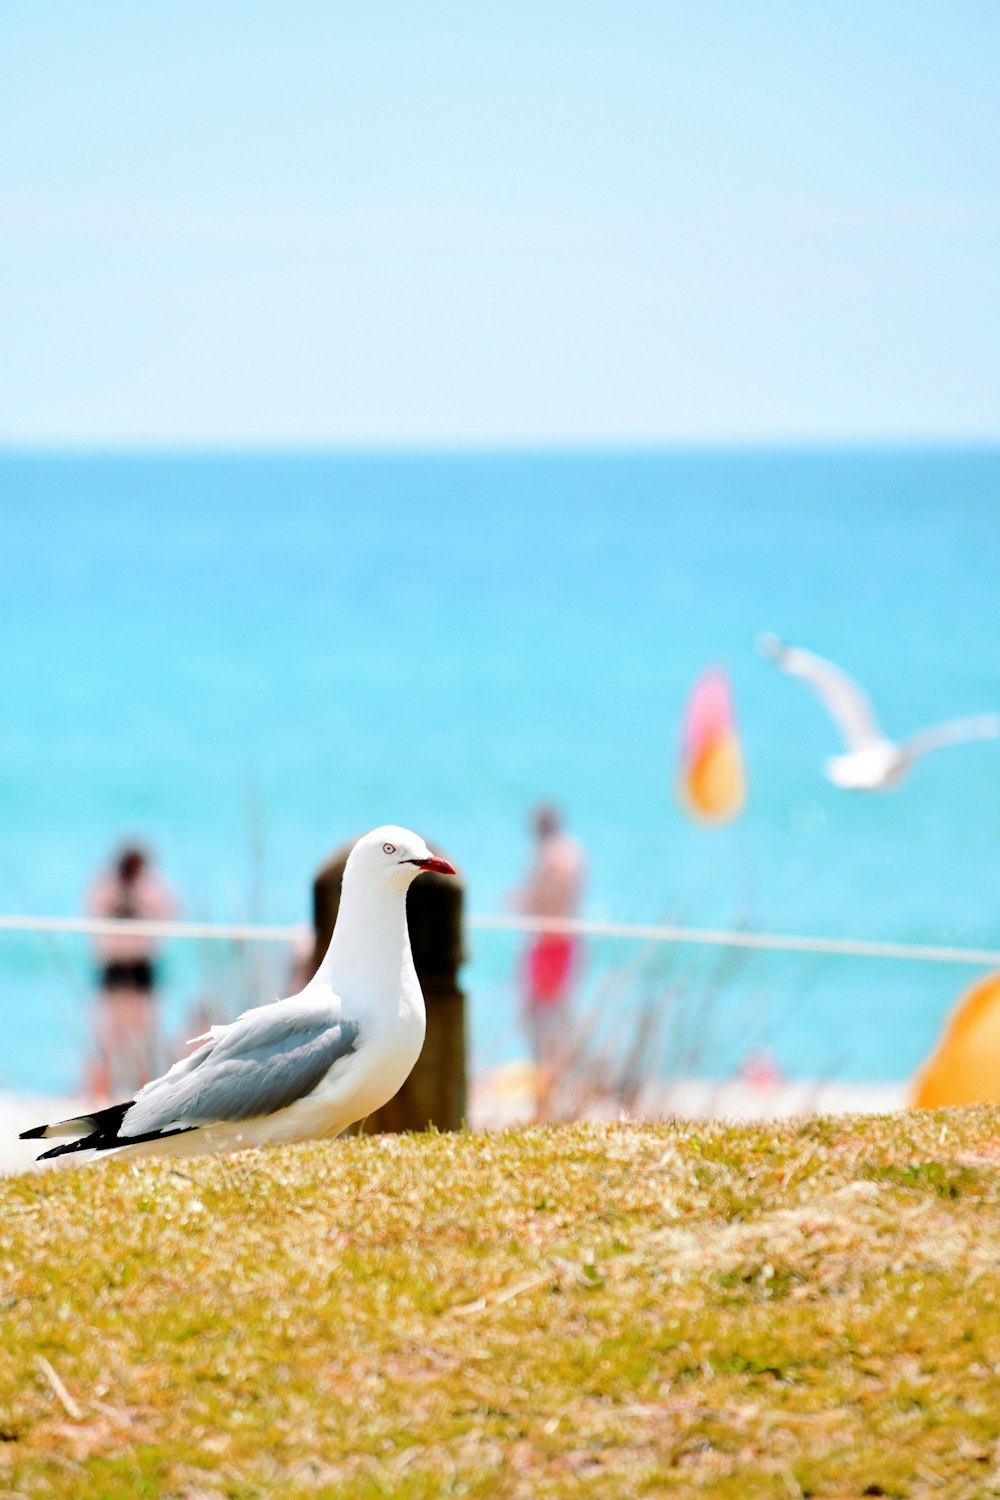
left=901, top=714, right=1000, bottom=764
left=759, top=635, right=882, bottom=752
left=26, top=999, right=360, bottom=1158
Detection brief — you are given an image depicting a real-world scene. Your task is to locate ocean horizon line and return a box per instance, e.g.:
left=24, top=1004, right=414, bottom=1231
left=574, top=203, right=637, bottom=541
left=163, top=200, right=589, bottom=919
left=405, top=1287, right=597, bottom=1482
left=3, top=436, right=1000, bottom=460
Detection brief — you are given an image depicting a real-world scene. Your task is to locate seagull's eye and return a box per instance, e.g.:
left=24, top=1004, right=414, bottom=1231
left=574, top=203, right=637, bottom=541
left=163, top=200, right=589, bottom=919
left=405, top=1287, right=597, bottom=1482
left=383, top=842, right=396, bottom=855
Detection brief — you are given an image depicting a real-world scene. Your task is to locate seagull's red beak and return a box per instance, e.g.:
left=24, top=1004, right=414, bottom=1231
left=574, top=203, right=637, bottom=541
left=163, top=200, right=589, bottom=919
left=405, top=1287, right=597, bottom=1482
left=407, top=855, right=456, bottom=876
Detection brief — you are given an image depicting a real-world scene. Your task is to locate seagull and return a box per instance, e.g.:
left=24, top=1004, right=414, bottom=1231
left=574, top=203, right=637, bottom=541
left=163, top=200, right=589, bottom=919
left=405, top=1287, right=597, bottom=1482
left=758, top=634, right=1000, bottom=791
left=21, top=826, right=456, bottom=1165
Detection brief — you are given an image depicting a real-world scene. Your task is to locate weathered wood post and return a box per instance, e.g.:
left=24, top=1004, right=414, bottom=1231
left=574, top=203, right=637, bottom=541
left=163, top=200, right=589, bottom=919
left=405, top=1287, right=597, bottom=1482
left=308, top=836, right=467, bottom=1133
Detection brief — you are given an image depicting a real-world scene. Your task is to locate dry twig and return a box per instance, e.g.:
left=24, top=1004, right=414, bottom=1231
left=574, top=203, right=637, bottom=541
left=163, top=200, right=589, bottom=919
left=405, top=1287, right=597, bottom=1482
left=33, top=1356, right=83, bottom=1421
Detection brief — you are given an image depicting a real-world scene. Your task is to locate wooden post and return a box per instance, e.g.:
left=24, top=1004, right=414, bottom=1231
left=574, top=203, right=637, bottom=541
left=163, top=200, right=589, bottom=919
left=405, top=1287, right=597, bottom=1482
left=308, top=836, right=467, bottom=1133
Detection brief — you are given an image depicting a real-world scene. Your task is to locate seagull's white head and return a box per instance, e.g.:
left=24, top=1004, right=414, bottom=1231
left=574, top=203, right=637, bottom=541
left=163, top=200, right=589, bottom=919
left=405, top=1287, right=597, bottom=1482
left=345, top=825, right=457, bottom=892
left=757, top=631, right=786, bottom=663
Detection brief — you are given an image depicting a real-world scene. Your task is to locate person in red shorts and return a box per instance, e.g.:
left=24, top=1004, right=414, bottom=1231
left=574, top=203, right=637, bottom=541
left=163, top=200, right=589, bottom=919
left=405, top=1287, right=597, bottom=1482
left=513, top=805, right=587, bottom=1089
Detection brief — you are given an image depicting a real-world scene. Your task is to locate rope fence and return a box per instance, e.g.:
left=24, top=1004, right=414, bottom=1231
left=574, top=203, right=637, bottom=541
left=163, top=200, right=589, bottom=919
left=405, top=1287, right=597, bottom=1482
left=1, top=913, right=999, bottom=969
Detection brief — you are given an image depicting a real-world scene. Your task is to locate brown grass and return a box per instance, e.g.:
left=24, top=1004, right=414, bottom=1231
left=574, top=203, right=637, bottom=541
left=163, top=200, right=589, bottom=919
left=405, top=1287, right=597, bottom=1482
left=3, top=1108, right=1000, bottom=1497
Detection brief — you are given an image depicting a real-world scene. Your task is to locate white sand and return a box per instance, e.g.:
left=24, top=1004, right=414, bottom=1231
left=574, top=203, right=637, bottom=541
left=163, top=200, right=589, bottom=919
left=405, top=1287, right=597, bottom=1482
left=468, top=1065, right=909, bottom=1132
left=0, top=1094, right=93, bottom=1175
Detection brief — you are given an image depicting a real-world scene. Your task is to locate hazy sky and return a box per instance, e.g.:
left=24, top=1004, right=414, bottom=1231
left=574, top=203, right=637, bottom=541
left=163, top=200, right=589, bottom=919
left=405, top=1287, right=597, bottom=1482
left=2, top=3, right=999, bottom=444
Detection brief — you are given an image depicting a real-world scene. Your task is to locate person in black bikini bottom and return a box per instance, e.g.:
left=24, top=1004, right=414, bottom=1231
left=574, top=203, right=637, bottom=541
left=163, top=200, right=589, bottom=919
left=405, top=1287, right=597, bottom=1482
left=87, top=844, right=178, bottom=1099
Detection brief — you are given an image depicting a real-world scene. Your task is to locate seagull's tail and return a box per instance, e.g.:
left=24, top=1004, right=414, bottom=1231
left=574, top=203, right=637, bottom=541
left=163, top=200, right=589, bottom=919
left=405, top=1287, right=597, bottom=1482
left=20, top=1100, right=198, bottom=1164
left=20, top=1100, right=136, bottom=1161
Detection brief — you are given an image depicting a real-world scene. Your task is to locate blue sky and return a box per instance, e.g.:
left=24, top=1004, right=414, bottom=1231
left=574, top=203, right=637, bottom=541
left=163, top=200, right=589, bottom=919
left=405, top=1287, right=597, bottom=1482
left=2, top=3, right=999, bottom=445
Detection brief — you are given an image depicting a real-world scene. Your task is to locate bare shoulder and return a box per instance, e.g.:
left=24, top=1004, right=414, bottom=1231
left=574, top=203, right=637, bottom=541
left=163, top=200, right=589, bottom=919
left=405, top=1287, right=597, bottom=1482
left=554, top=833, right=586, bottom=871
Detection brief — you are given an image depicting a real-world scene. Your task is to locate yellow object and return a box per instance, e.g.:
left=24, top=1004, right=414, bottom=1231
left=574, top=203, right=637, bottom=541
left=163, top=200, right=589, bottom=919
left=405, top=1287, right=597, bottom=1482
left=682, top=730, right=747, bottom=822
left=911, top=969, right=1000, bottom=1108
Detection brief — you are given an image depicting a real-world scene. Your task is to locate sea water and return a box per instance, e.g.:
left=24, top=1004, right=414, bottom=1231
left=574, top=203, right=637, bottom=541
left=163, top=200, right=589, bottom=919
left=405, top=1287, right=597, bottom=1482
left=2, top=448, right=999, bottom=1093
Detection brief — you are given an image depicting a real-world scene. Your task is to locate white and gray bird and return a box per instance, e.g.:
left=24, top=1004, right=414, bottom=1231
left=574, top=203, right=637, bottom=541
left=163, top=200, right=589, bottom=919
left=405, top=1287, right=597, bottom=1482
left=21, top=826, right=455, bottom=1164
left=758, top=634, right=1000, bottom=791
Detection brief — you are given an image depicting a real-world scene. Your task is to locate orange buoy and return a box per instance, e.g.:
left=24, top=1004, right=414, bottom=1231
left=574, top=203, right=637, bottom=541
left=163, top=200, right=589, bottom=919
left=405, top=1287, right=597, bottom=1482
left=912, top=969, right=1000, bottom=1108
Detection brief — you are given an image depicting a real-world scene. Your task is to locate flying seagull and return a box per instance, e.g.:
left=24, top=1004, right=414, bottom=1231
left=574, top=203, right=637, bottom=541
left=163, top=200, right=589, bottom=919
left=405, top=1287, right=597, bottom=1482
left=21, top=826, right=455, bottom=1164
left=758, top=634, right=1000, bottom=791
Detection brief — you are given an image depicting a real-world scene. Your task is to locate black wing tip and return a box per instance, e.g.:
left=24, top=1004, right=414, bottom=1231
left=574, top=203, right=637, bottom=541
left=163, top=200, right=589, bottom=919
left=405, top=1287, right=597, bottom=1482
left=34, top=1122, right=197, bottom=1162
left=20, top=1100, right=138, bottom=1153
left=35, top=1138, right=87, bottom=1161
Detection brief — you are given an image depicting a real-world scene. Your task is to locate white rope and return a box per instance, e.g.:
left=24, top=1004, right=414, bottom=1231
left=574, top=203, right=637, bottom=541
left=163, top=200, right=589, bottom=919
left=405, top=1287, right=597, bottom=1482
left=0, top=911, right=998, bottom=968
left=467, top=914, right=1000, bottom=968
left=0, top=915, right=306, bottom=942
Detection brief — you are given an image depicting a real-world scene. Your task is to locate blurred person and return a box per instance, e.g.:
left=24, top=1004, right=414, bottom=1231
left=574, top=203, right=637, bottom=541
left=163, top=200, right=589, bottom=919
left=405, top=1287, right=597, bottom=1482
left=736, top=1047, right=786, bottom=1091
left=512, top=805, right=586, bottom=1093
left=86, top=842, right=179, bottom=1100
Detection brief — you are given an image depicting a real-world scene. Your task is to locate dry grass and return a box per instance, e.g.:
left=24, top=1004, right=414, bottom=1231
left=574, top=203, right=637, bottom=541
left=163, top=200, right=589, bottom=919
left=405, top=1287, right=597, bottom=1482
left=3, top=1109, right=1000, bottom=1497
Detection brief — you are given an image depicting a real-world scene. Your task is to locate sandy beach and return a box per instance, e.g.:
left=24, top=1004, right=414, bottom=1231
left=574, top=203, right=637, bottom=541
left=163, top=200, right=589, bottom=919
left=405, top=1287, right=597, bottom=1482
left=468, top=1064, right=909, bottom=1131
left=1, top=1094, right=92, bottom=1175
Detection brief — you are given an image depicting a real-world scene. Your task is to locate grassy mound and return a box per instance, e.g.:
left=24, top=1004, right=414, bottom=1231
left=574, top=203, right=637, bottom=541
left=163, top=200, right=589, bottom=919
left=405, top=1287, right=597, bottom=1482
left=3, top=1109, right=1000, bottom=1498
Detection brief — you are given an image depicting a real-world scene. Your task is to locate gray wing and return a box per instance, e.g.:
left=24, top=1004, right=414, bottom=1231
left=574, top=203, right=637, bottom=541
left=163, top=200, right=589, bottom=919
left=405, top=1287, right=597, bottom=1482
left=902, top=713, right=1000, bottom=763
left=122, top=999, right=360, bottom=1137
left=760, top=635, right=882, bottom=752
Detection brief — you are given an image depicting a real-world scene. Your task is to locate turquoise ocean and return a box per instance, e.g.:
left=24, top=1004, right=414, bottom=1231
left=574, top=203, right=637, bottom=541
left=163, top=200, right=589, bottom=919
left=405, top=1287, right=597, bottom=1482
left=3, top=449, right=999, bottom=1094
